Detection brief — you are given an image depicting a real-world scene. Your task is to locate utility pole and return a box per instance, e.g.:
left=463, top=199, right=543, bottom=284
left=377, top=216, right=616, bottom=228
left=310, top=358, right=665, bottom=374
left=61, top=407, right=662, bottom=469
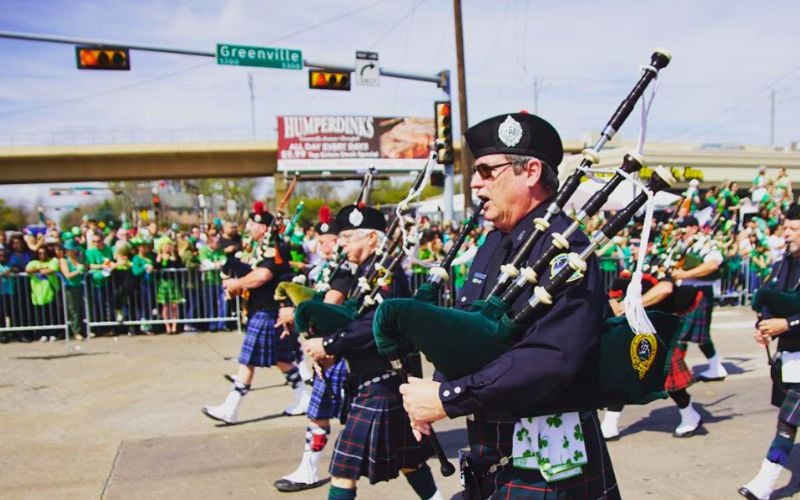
left=770, top=88, right=775, bottom=148
left=248, top=73, right=256, bottom=140
left=453, top=0, right=473, bottom=214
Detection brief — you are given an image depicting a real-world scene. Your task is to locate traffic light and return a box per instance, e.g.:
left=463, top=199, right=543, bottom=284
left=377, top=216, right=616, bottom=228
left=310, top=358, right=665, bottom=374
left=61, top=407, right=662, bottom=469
left=308, top=69, right=350, bottom=91
left=434, top=101, right=454, bottom=164
left=76, top=46, right=130, bottom=70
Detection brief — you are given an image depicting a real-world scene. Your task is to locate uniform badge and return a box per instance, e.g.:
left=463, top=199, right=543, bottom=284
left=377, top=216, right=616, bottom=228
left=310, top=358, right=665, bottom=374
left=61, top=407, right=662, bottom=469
left=549, top=254, right=582, bottom=283
left=498, top=115, right=523, bottom=147
left=630, top=332, right=658, bottom=380
left=254, top=214, right=262, bottom=223
left=320, top=223, right=329, bottom=233
left=349, top=208, right=364, bottom=227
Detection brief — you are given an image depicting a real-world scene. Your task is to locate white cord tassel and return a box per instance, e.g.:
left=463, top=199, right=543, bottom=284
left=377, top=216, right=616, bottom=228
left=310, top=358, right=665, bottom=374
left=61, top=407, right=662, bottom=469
left=624, top=191, right=657, bottom=336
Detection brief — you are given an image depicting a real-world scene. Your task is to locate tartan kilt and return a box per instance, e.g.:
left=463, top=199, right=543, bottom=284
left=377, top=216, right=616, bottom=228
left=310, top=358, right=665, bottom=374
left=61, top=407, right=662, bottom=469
left=678, top=287, right=713, bottom=345
left=238, top=310, right=296, bottom=367
left=664, top=343, right=694, bottom=392
left=329, top=375, right=433, bottom=484
left=466, top=411, right=620, bottom=499
left=777, top=384, right=800, bottom=425
left=307, top=357, right=348, bottom=420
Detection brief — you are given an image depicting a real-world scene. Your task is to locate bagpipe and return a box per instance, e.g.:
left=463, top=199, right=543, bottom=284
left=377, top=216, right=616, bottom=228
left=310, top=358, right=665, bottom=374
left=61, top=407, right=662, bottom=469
left=373, top=49, right=684, bottom=410
left=220, top=176, right=299, bottom=281
left=274, top=169, right=377, bottom=307
left=292, top=156, right=434, bottom=338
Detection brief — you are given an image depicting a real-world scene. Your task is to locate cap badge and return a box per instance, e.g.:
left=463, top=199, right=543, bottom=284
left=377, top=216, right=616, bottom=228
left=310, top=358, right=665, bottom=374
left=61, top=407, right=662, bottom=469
left=320, top=223, right=329, bottom=233
left=349, top=208, right=364, bottom=227
left=254, top=214, right=262, bottom=223
left=498, top=115, right=523, bottom=147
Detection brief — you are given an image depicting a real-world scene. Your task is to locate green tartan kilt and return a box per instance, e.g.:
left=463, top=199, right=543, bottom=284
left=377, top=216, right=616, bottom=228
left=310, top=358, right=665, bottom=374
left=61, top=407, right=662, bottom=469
left=156, top=279, right=184, bottom=304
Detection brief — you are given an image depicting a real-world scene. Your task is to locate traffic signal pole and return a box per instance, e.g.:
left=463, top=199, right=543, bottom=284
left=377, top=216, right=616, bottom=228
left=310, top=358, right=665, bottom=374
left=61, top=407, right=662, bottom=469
left=0, top=30, right=456, bottom=213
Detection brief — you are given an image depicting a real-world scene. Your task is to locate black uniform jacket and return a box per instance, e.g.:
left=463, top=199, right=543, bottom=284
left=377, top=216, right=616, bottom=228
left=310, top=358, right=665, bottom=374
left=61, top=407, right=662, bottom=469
left=765, top=253, right=800, bottom=352
left=439, top=200, right=605, bottom=420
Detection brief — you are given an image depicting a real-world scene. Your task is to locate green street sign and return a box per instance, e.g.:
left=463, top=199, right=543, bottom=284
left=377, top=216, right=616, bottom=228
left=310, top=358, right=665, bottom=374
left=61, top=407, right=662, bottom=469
left=216, top=43, right=302, bottom=70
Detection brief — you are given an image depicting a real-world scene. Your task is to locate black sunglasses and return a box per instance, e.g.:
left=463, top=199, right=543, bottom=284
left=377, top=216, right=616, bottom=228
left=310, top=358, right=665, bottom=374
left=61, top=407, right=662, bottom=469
left=472, top=161, right=513, bottom=180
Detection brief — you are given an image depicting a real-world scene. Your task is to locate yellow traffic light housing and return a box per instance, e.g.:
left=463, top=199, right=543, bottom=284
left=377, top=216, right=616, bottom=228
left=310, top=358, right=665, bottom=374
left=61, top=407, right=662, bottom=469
left=434, top=101, right=454, bottom=164
left=308, top=69, right=351, bottom=91
left=76, top=46, right=130, bottom=70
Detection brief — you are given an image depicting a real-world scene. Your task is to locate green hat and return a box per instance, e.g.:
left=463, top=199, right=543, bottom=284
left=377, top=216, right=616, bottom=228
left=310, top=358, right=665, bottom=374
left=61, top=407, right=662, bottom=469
left=71, top=226, right=81, bottom=236
left=63, top=240, right=80, bottom=251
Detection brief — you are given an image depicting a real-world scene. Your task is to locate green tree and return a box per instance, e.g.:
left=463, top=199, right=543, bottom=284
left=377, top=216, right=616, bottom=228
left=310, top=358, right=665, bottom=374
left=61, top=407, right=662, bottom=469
left=0, top=200, right=28, bottom=231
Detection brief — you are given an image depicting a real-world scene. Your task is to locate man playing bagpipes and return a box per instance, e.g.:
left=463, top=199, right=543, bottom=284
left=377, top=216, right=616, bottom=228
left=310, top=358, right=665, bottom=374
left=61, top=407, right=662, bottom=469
left=274, top=209, right=353, bottom=493
left=201, top=202, right=311, bottom=424
left=302, top=203, right=444, bottom=500
left=670, top=214, right=729, bottom=381
left=602, top=270, right=704, bottom=439
left=739, top=203, right=800, bottom=500
left=399, top=113, right=620, bottom=498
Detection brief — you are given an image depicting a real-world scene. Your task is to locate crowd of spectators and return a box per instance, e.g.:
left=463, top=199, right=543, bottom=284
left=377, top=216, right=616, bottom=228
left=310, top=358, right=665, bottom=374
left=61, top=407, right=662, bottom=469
left=0, top=166, right=795, bottom=344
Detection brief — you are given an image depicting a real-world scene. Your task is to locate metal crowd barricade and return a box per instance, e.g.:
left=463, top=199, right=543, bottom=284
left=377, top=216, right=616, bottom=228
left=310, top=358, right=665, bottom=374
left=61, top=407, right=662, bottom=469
left=407, top=268, right=457, bottom=308
left=83, top=267, right=242, bottom=336
left=0, top=272, right=69, bottom=340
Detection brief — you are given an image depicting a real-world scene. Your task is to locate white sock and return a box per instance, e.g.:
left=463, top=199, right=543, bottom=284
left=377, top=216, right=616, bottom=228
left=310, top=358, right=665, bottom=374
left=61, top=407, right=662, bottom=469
left=601, top=410, right=622, bottom=438
left=742, top=458, right=783, bottom=499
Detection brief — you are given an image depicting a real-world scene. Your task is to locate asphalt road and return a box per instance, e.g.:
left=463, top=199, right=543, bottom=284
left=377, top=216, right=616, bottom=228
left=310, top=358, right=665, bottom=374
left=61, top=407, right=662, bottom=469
left=0, top=306, right=798, bottom=499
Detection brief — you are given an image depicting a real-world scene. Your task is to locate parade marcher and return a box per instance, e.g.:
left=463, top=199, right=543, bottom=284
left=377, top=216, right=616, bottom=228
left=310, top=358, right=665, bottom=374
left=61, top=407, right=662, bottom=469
left=601, top=271, right=703, bottom=439
left=302, top=204, right=442, bottom=500
left=671, top=215, right=728, bottom=381
left=274, top=215, right=351, bottom=493
left=739, top=204, right=800, bottom=500
left=399, top=113, right=619, bottom=498
left=202, top=202, right=310, bottom=424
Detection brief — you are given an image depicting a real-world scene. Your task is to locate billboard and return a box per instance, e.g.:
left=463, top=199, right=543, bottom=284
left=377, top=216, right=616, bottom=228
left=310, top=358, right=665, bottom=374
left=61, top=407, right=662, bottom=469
left=277, top=115, right=437, bottom=174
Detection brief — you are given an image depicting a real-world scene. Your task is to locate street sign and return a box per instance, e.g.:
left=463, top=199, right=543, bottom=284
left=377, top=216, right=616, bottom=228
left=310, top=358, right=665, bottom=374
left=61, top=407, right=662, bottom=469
left=216, top=43, right=302, bottom=70
left=355, top=51, right=379, bottom=86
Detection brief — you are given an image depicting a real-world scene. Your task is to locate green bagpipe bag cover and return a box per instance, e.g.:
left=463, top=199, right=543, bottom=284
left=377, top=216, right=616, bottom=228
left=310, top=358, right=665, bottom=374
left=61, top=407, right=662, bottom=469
left=413, top=282, right=440, bottom=304
left=373, top=296, right=521, bottom=380
left=596, top=310, right=682, bottom=407
left=374, top=293, right=682, bottom=407
left=274, top=281, right=322, bottom=306
left=751, top=288, right=800, bottom=318
left=294, top=298, right=358, bottom=337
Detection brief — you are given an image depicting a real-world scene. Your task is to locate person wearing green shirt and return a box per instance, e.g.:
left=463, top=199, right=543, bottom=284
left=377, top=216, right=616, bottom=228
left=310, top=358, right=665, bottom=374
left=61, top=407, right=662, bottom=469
left=84, top=234, right=114, bottom=331
left=199, top=236, right=228, bottom=331
left=132, top=240, right=155, bottom=334
left=25, top=246, right=60, bottom=341
left=59, top=240, right=85, bottom=340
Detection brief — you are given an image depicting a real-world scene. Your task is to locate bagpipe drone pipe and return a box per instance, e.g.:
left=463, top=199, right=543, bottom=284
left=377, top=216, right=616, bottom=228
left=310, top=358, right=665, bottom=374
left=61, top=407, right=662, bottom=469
left=485, top=49, right=672, bottom=301
left=413, top=199, right=487, bottom=303
left=374, top=166, right=683, bottom=409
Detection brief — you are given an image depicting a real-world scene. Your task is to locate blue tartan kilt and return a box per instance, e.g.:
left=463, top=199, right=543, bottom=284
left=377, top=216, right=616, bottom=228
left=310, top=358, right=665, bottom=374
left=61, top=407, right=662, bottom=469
left=678, top=286, right=714, bottom=345
left=329, top=375, right=433, bottom=484
left=307, top=358, right=348, bottom=420
left=467, top=411, right=620, bottom=499
left=238, top=310, right=296, bottom=367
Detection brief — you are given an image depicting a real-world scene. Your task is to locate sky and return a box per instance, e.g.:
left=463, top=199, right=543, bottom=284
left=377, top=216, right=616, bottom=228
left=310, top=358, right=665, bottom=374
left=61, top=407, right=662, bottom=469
left=1, top=0, right=799, bottom=212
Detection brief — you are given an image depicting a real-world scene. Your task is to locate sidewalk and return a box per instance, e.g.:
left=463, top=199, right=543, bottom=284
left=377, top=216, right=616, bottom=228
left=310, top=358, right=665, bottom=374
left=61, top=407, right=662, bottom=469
left=0, top=306, right=797, bottom=499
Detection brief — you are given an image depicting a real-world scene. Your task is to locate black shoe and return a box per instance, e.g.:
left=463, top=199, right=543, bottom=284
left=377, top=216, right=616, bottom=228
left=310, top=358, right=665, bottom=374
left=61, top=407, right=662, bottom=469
left=696, top=375, right=726, bottom=382
left=273, top=477, right=329, bottom=492
left=737, top=486, right=759, bottom=499
left=223, top=374, right=236, bottom=383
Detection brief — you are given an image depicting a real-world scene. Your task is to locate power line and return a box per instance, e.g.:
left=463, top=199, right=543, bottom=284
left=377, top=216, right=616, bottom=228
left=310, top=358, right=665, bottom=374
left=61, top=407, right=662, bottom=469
left=369, top=0, right=427, bottom=49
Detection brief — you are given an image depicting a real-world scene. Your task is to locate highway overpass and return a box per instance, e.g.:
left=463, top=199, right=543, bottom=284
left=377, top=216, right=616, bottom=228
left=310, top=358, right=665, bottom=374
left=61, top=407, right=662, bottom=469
left=1, top=140, right=799, bottom=189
